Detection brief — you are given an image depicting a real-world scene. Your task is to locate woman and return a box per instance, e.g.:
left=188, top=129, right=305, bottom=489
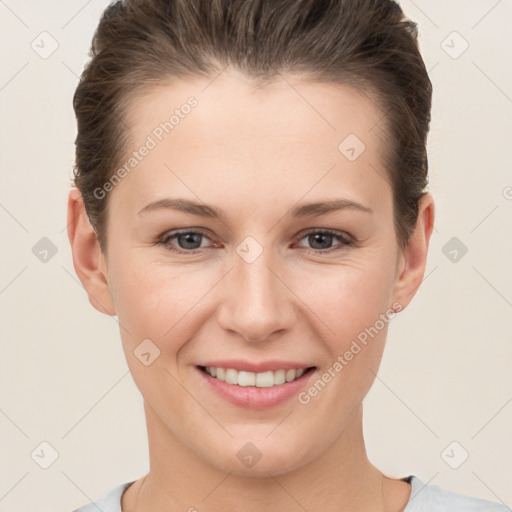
left=67, top=0, right=510, bottom=510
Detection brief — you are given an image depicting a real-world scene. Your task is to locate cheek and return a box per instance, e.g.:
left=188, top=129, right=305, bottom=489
left=296, top=258, right=395, bottom=339
left=293, top=268, right=394, bottom=415
left=108, top=241, right=397, bottom=358
left=108, top=254, right=219, bottom=346
left=293, top=256, right=396, bottom=398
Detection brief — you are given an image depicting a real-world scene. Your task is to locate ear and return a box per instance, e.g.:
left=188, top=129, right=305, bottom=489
left=67, top=188, right=116, bottom=315
left=391, top=193, right=435, bottom=311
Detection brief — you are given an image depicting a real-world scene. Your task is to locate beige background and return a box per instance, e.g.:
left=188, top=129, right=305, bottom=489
left=0, top=1, right=511, bottom=510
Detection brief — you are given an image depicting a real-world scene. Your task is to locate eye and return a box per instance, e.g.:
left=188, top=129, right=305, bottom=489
left=157, top=229, right=217, bottom=254
left=156, top=228, right=354, bottom=255
left=294, top=229, right=354, bottom=254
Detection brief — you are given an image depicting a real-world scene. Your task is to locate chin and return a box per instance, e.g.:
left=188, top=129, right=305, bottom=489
left=218, top=456, right=304, bottom=478
left=200, top=435, right=314, bottom=478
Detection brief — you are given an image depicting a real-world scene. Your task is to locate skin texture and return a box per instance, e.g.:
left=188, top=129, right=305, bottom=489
left=68, top=69, right=435, bottom=511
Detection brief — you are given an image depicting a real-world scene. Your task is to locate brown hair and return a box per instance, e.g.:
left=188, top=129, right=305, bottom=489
left=73, top=0, right=432, bottom=252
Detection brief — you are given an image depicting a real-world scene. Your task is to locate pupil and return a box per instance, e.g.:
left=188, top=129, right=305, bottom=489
left=310, top=233, right=332, bottom=250
left=179, top=233, right=202, bottom=249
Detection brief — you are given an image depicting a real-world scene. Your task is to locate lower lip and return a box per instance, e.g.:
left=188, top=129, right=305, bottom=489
left=196, top=366, right=316, bottom=410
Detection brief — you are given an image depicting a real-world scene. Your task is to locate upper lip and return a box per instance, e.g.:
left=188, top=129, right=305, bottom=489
left=198, top=359, right=315, bottom=373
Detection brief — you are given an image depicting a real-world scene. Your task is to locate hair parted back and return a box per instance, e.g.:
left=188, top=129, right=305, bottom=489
left=73, top=0, right=432, bottom=252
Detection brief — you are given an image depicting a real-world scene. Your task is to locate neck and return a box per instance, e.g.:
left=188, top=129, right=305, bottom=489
left=123, top=402, right=408, bottom=512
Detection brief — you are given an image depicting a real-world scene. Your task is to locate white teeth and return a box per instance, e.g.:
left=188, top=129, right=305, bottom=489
left=256, top=371, right=274, bottom=388
left=204, top=366, right=309, bottom=386
left=273, top=369, right=286, bottom=385
left=225, top=368, right=238, bottom=385
left=238, top=371, right=256, bottom=386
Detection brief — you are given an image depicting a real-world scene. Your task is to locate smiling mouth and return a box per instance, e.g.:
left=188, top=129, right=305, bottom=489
left=197, top=365, right=316, bottom=387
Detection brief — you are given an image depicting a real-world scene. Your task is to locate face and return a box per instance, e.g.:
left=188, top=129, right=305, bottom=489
left=77, top=70, right=429, bottom=476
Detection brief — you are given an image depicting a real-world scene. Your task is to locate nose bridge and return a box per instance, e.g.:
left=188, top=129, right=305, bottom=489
left=217, top=237, right=295, bottom=342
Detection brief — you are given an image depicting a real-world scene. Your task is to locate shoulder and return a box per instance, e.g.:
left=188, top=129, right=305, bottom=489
left=71, top=481, right=135, bottom=512
left=404, top=475, right=511, bottom=512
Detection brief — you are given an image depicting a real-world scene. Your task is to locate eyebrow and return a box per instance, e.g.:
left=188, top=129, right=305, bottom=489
left=136, top=197, right=373, bottom=219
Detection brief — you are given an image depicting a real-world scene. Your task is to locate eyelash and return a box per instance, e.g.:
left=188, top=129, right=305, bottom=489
left=156, top=228, right=354, bottom=256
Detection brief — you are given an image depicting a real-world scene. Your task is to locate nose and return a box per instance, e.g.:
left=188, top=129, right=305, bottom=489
left=216, top=247, right=297, bottom=343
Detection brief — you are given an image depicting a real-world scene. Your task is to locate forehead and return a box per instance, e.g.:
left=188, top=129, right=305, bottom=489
left=114, top=70, right=391, bottom=213
left=127, top=70, right=385, bottom=149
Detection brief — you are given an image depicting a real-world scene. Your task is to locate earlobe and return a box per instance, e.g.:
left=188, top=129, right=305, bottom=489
left=391, top=193, right=435, bottom=311
left=67, top=189, right=116, bottom=316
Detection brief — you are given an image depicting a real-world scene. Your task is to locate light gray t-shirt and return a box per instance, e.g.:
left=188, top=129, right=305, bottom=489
left=72, top=475, right=511, bottom=512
